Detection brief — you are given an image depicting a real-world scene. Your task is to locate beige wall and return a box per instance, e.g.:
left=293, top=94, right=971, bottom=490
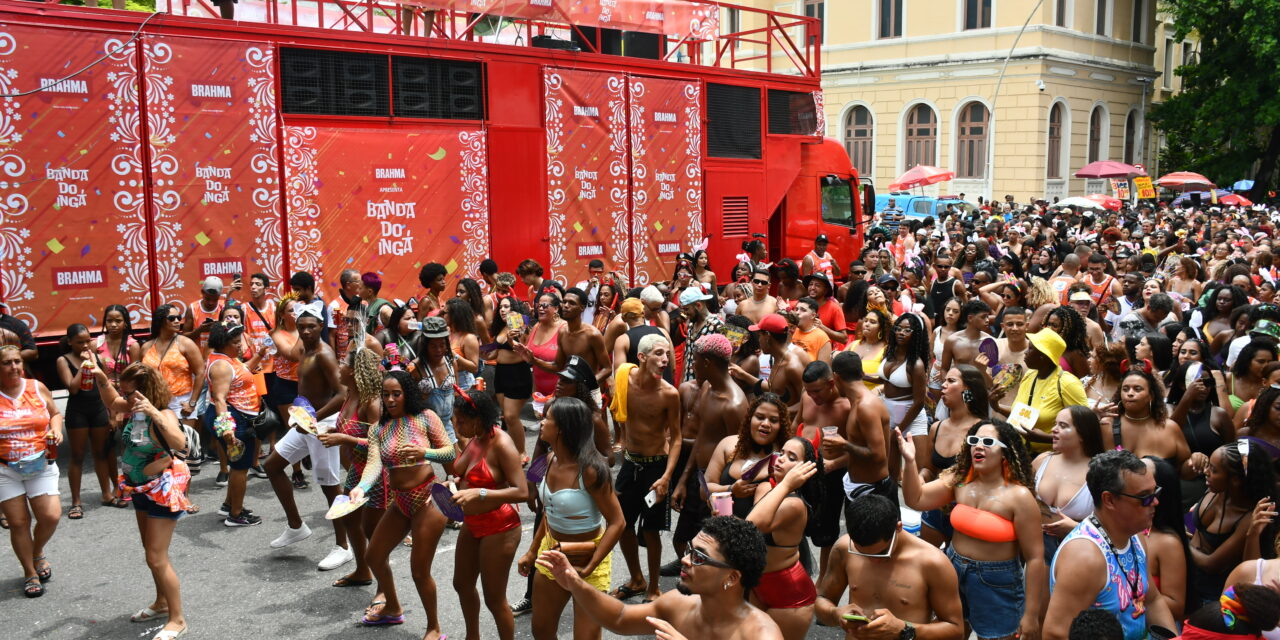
left=732, top=0, right=1176, bottom=201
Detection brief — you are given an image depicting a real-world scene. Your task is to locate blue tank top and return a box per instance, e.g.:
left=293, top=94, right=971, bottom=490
left=539, top=459, right=604, bottom=535
left=1051, top=517, right=1148, bottom=640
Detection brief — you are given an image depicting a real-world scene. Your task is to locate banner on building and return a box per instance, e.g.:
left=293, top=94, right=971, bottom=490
left=543, top=68, right=629, bottom=286
left=0, top=25, right=148, bottom=335
left=143, top=36, right=284, bottom=315
left=1133, top=176, right=1156, bottom=199
left=283, top=126, right=490, bottom=303
left=627, top=75, right=703, bottom=286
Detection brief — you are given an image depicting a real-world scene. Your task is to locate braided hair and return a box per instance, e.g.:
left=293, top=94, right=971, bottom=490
left=945, top=420, right=1037, bottom=494
left=883, top=313, right=929, bottom=369
left=730, top=393, right=791, bottom=464
left=1049, top=305, right=1089, bottom=355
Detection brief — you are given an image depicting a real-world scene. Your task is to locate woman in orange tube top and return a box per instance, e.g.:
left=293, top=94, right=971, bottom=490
left=449, top=387, right=527, bottom=640
left=900, top=419, right=1046, bottom=640
left=349, top=370, right=455, bottom=637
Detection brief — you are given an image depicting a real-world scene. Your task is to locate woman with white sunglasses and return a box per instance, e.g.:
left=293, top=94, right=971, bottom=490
left=900, top=419, right=1045, bottom=640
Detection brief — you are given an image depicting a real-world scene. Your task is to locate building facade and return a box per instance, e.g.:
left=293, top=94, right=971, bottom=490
left=732, top=1, right=1194, bottom=203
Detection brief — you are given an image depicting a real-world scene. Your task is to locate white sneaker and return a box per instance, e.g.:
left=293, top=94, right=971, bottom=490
left=317, top=545, right=355, bottom=571
left=270, top=523, right=313, bottom=548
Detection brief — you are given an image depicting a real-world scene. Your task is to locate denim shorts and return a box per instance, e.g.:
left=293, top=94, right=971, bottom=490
left=947, top=546, right=1025, bottom=639
left=132, top=492, right=183, bottom=520
left=202, top=406, right=258, bottom=471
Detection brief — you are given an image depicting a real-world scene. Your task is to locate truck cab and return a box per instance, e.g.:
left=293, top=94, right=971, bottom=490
left=768, top=137, right=872, bottom=276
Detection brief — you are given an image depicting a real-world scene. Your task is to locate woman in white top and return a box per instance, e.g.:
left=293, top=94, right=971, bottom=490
left=1033, top=406, right=1105, bottom=562
left=927, top=298, right=962, bottom=418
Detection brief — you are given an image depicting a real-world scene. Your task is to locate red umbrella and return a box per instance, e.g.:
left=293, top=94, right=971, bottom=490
left=1086, top=193, right=1123, bottom=211
left=1156, top=171, right=1216, bottom=191
left=889, top=165, right=955, bottom=191
left=1220, top=193, right=1253, bottom=207
left=1074, top=161, right=1147, bottom=179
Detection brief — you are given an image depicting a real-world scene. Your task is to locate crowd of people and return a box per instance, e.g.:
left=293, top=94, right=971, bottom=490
left=8, top=198, right=1280, bottom=639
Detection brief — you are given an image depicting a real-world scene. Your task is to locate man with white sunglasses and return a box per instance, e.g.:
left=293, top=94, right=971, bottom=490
left=815, top=495, right=964, bottom=639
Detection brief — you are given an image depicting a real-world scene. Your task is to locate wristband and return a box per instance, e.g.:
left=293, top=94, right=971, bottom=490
left=214, top=412, right=236, bottom=438
left=479, top=488, right=488, bottom=501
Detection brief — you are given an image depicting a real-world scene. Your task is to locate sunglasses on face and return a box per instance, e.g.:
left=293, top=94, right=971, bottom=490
left=167, top=316, right=182, bottom=322
left=966, top=435, right=1006, bottom=449
left=1114, top=485, right=1162, bottom=507
left=753, top=280, right=769, bottom=286
left=852, top=270, right=867, bottom=276
left=684, top=547, right=734, bottom=569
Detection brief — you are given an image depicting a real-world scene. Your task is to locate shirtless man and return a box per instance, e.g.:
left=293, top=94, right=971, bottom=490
left=731, top=314, right=805, bottom=422
left=816, top=495, right=964, bottom=640
left=1066, top=287, right=1110, bottom=351
left=828, top=351, right=895, bottom=502
left=939, top=299, right=994, bottom=375
left=537, top=516, right=783, bottom=640
left=517, top=287, right=611, bottom=396
left=737, top=268, right=779, bottom=325
left=610, top=333, right=682, bottom=602
left=670, top=335, right=749, bottom=571
left=798, top=360, right=853, bottom=583
left=262, top=306, right=352, bottom=571
left=996, top=306, right=1029, bottom=367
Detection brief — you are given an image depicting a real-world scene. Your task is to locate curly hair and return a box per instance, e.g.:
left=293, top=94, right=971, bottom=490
left=150, top=303, right=178, bottom=339
left=1112, top=370, right=1168, bottom=424
left=350, top=347, right=382, bottom=404
left=444, top=297, right=477, bottom=335
left=700, top=516, right=767, bottom=591
left=730, top=393, right=791, bottom=464
left=489, top=298, right=531, bottom=341
left=1050, top=306, right=1089, bottom=355
left=882, top=313, right=929, bottom=371
left=1025, top=277, right=1057, bottom=308
left=119, top=362, right=172, bottom=411
left=381, top=370, right=430, bottom=422
left=861, top=308, right=890, bottom=343
left=456, top=278, right=485, bottom=317
left=454, top=387, right=501, bottom=429
left=1093, top=341, right=1128, bottom=382
left=1187, top=583, right=1280, bottom=635
left=944, top=420, right=1037, bottom=494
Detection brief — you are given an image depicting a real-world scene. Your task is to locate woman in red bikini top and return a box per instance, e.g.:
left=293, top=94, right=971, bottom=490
left=899, top=419, right=1047, bottom=640
left=449, top=386, right=527, bottom=640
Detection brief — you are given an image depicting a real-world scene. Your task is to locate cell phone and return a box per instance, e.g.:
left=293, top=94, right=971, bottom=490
left=841, top=614, right=869, bottom=623
left=644, top=490, right=658, bottom=508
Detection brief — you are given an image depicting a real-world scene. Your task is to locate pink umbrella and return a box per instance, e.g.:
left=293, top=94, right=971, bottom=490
left=1220, top=193, right=1253, bottom=207
left=1086, top=193, right=1123, bottom=211
left=1156, top=171, right=1216, bottom=192
left=889, top=165, right=955, bottom=191
left=1074, top=161, right=1147, bottom=179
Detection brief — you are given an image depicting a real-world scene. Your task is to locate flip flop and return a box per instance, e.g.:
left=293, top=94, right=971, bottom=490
left=608, top=584, right=645, bottom=601
left=333, top=576, right=374, bottom=588
left=151, top=625, right=187, bottom=640
left=360, top=612, right=405, bottom=626
left=365, top=599, right=386, bottom=615
left=68, top=505, right=84, bottom=520
left=102, top=497, right=129, bottom=508
left=131, top=606, right=169, bottom=622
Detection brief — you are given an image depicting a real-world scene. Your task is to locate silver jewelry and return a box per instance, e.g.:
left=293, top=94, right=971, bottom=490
left=479, top=488, right=488, bottom=500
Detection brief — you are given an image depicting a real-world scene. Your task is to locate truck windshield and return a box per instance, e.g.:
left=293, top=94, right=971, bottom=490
left=820, top=180, right=854, bottom=226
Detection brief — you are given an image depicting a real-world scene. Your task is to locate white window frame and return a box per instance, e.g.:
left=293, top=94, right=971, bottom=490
left=873, top=0, right=906, bottom=39
left=1130, top=0, right=1148, bottom=44
left=840, top=101, right=876, bottom=179
left=1163, top=37, right=1173, bottom=89
left=1055, top=0, right=1074, bottom=29
left=897, top=99, right=942, bottom=174
left=951, top=97, right=994, bottom=179
left=958, top=0, right=995, bottom=32
left=1087, top=102, right=1111, bottom=163
left=1095, top=0, right=1113, bottom=37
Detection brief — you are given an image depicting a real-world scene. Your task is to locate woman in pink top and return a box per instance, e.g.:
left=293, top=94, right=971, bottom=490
left=527, top=292, right=565, bottom=414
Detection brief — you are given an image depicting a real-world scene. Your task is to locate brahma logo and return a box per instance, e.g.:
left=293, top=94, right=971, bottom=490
left=191, top=84, right=232, bottom=99
left=657, top=242, right=681, bottom=256
left=374, top=167, right=405, bottom=180
left=654, top=112, right=677, bottom=123
left=52, top=267, right=107, bottom=291
left=576, top=243, right=606, bottom=258
left=41, top=78, right=88, bottom=94
left=200, top=259, right=245, bottom=279
left=573, top=106, right=600, bottom=118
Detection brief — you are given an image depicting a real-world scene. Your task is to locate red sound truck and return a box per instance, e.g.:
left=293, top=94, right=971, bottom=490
left=0, top=0, right=869, bottom=340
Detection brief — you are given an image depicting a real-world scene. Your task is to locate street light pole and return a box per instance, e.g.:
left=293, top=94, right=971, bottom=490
left=986, top=0, right=1046, bottom=202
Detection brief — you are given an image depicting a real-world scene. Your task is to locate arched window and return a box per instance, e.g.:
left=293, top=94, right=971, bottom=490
left=955, top=102, right=989, bottom=179
left=904, top=104, right=937, bottom=169
left=843, top=106, right=873, bottom=176
left=1088, top=106, right=1105, bottom=163
left=1047, top=103, right=1064, bottom=178
left=1123, top=110, right=1137, bottom=164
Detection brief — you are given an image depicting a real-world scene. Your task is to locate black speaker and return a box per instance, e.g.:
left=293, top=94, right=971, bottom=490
left=280, top=48, right=388, bottom=116
left=340, top=58, right=381, bottom=112
left=391, top=56, right=485, bottom=120
left=622, top=32, right=665, bottom=60
left=572, top=27, right=622, bottom=55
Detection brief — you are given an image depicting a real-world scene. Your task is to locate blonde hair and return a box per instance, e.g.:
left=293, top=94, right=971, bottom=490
left=352, top=348, right=382, bottom=404
left=1025, top=277, right=1057, bottom=308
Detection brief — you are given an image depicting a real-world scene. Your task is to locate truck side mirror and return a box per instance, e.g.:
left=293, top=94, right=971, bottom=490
left=861, top=182, right=876, bottom=229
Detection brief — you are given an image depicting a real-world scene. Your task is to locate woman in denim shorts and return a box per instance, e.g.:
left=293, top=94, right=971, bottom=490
left=900, top=419, right=1046, bottom=640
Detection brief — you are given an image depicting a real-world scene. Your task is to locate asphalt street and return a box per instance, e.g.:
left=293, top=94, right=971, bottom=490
left=2, top=411, right=848, bottom=640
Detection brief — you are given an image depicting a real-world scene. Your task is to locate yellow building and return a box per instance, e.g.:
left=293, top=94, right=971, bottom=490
left=732, top=1, right=1194, bottom=203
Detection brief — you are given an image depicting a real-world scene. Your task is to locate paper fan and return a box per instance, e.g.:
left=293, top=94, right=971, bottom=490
left=525, top=455, right=550, bottom=484
left=289, top=396, right=318, bottom=434
left=325, top=494, right=368, bottom=520
left=431, top=483, right=465, bottom=521
left=742, top=454, right=776, bottom=482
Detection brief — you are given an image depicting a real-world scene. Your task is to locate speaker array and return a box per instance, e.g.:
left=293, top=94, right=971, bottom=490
left=280, top=47, right=483, bottom=120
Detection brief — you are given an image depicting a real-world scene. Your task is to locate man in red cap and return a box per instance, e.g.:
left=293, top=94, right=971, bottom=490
left=803, top=273, right=848, bottom=346
left=731, top=313, right=806, bottom=422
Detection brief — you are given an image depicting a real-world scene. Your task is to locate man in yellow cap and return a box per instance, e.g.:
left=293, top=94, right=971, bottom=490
left=994, top=328, right=1088, bottom=453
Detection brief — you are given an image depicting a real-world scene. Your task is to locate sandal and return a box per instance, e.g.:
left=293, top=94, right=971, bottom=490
left=68, top=505, right=84, bottom=520
left=34, top=556, right=51, bottom=582
left=23, top=576, right=44, bottom=598
left=151, top=625, right=187, bottom=640
left=1, top=514, right=7, bottom=529
left=131, top=606, right=169, bottom=622
left=607, top=584, right=645, bottom=601
left=292, top=471, right=309, bottom=490
left=102, top=496, right=128, bottom=509
left=186, top=504, right=201, bottom=515
left=333, top=575, right=373, bottom=587
left=365, top=599, right=386, bottom=615
left=360, top=611, right=405, bottom=627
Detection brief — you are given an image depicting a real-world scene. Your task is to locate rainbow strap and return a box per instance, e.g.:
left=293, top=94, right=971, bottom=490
left=1221, top=585, right=1250, bottom=629
left=213, top=412, right=236, bottom=438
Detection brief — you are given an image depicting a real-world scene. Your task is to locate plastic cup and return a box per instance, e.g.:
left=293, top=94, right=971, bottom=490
left=711, top=491, right=733, bottom=516
left=822, top=426, right=840, bottom=439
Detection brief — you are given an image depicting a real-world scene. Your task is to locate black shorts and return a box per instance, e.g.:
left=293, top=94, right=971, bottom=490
left=672, top=448, right=709, bottom=546
left=615, top=454, right=670, bottom=534
left=65, top=399, right=109, bottom=429
left=268, top=377, right=298, bottom=408
left=494, top=362, right=533, bottom=400
left=810, top=468, right=848, bottom=548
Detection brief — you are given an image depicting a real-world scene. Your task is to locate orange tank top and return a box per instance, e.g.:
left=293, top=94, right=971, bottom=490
left=190, top=300, right=224, bottom=351
left=271, top=331, right=300, bottom=382
left=144, top=339, right=194, bottom=396
left=806, top=250, right=835, bottom=280
left=0, top=380, right=51, bottom=462
left=206, top=353, right=262, bottom=414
